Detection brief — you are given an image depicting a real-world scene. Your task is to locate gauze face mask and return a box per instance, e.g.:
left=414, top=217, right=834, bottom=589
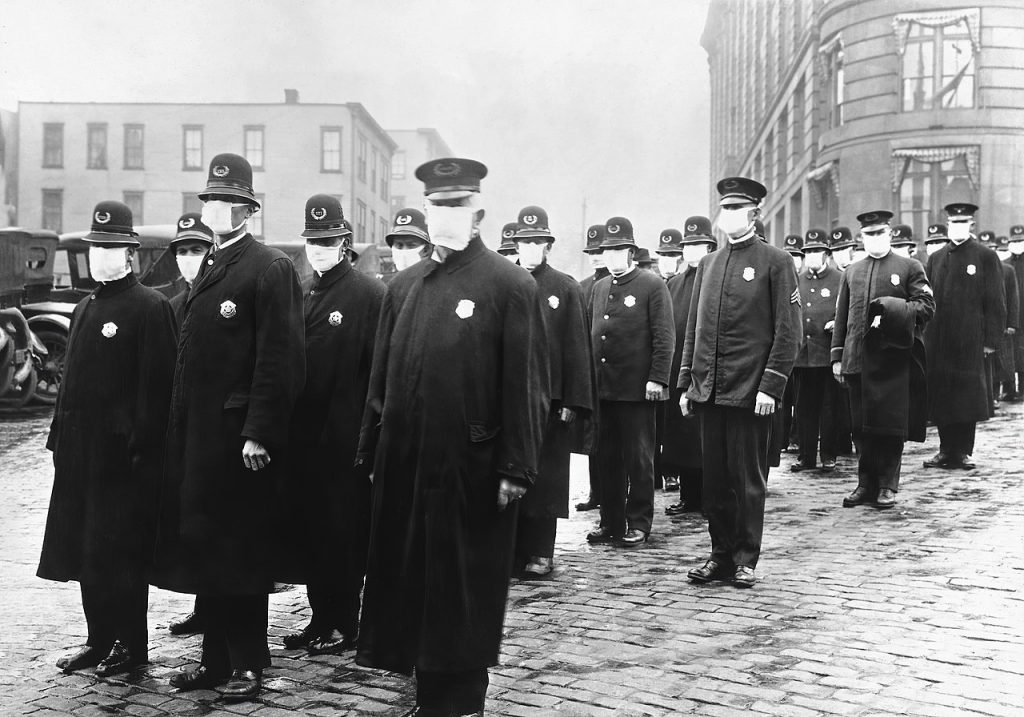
left=792, top=255, right=804, bottom=272
left=657, top=255, right=679, bottom=276
left=1009, top=241, right=1024, bottom=256
left=88, top=247, right=130, bottom=282
left=947, top=222, right=971, bottom=242
left=201, top=200, right=247, bottom=236
left=925, top=242, right=946, bottom=256
left=176, top=254, right=204, bottom=284
left=305, top=243, right=344, bottom=273
left=501, top=252, right=519, bottom=263
left=716, top=207, right=752, bottom=237
left=804, top=251, right=825, bottom=272
left=997, top=249, right=1010, bottom=261
left=833, top=248, right=853, bottom=269
left=603, top=248, right=632, bottom=276
left=425, top=204, right=476, bottom=252
left=517, top=242, right=547, bottom=271
left=682, top=245, right=709, bottom=266
left=588, top=253, right=606, bottom=271
left=891, top=245, right=912, bottom=258
left=863, top=233, right=891, bottom=259
left=392, top=247, right=424, bottom=271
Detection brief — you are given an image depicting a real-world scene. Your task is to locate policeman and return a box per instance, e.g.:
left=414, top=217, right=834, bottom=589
left=679, top=177, right=801, bottom=588
left=512, top=206, right=595, bottom=579
left=995, top=234, right=1011, bottom=263
left=356, top=158, right=548, bottom=717
left=831, top=211, right=934, bottom=509
left=891, top=224, right=916, bottom=259
left=156, top=154, right=305, bottom=701
left=923, top=203, right=1006, bottom=470
left=1005, top=225, right=1024, bottom=401
left=586, top=217, right=674, bottom=547
left=826, top=226, right=856, bottom=455
left=386, top=208, right=432, bottom=272
left=497, top=222, right=520, bottom=263
left=656, top=228, right=684, bottom=495
left=636, top=247, right=655, bottom=273
left=830, top=227, right=855, bottom=271
left=979, top=231, right=1020, bottom=407
left=663, top=220, right=715, bottom=515
left=784, top=234, right=804, bottom=273
left=791, top=229, right=842, bottom=473
left=924, top=223, right=950, bottom=257
left=779, top=233, right=806, bottom=454
left=655, top=229, right=682, bottom=280
left=39, top=200, right=177, bottom=676
left=167, top=213, right=214, bottom=326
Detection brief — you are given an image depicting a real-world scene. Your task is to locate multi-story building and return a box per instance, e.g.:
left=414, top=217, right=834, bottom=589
left=15, top=90, right=397, bottom=243
left=702, top=0, right=1024, bottom=244
left=386, top=128, right=455, bottom=219
left=0, top=108, right=16, bottom=227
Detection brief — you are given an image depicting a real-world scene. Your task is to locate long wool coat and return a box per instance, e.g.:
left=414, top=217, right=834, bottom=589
left=1006, top=254, right=1024, bottom=367
left=355, top=237, right=549, bottom=675
left=38, top=274, right=177, bottom=589
left=924, top=238, right=1006, bottom=425
left=154, top=235, right=305, bottom=596
left=662, top=266, right=701, bottom=470
left=996, top=261, right=1019, bottom=380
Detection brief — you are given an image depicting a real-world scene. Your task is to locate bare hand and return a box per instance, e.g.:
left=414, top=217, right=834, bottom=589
left=870, top=315, right=882, bottom=329
left=754, top=391, right=776, bottom=416
left=645, top=381, right=667, bottom=402
left=242, top=439, right=270, bottom=471
left=832, top=361, right=845, bottom=386
left=679, top=395, right=690, bottom=416
left=983, top=346, right=996, bottom=356
left=1007, top=328, right=1016, bottom=336
left=497, top=478, right=526, bottom=511
left=558, top=407, right=576, bottom=424
left=824, top=320, right=835, bottom=332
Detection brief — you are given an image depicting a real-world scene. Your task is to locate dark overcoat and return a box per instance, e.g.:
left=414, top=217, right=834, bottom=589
left=275, top=259, right=385, bottom=584
left=1006, top=254, right=1024, bottom=367
left=169, top=289, right=187, bottom=327
left=662, top=266, right=701, bottom=470
left=924, top=238, right=1006, bottom=425
left=38, top=274, right=177, bottom=589
left=519, top=261, right=595, bottom=520
left=355, top=237, right=549, bottom=675
left=996, top=261, right=1019, bottom=380
left=154, top=235, right=305, bottom=595
left=579, top=267, right=610, bottom=310
left=831, top=253, right=934, bottom=441
left=795, top=265, right=841, bottom=368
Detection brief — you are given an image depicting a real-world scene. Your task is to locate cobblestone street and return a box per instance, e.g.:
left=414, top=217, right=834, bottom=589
left=1, top=404, right=1022, bottom=716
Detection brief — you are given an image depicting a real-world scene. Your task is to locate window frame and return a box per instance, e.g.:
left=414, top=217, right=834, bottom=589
left=123, top=123, right=145, bottom=170
left=41, top=189, right=63, bottom=233
left=182, top=125, right=204, bottom=171
left=900, top=20, right=977, bottom=112
left=244, top=125, right=265, bottom=171
left=87, top=123, right=108, bottom=170
left=42, top=123, right=64, bottom=168
left=357, top=134, right=368, bottom=182
left=321, top=126, right=343, bottom=173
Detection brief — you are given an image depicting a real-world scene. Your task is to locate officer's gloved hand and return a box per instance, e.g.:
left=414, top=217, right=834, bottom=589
left=242, top=439, right=270, bottom=471
left=824, top=320, right=835, bottom=332
left=645, top=381, right=667, bottom=401
left=831, top=361, right=845, bottom=386
left=497, top=477, right=527, bottom=511
left=679, top=395, right=690, bottom=416
left=754, top=391, right=776, bottom=416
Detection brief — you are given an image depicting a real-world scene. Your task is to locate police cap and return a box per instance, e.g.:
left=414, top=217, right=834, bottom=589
left=84, top=200, right=140, bottom=246
left=198, top=153, right=260, bottom=209
left=415, top=157, right=488, bottom=197
left=385, top=208, right=429, bottom=247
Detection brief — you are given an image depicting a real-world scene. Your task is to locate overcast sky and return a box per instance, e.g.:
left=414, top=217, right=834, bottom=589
left=0, top=0, right=711, bottom=274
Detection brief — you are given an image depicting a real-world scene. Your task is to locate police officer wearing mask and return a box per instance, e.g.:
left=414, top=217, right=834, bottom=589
left=39, top=200, right=177, bottom=677
left=355, top=158, right=548, bottom=717
left=167, top=213, right=214, bottom=326
left=785, top=234, right=804, bottom=273
left=831, top=211, right=934, bottom=509
left=891, top=225, right=916, bottom=259
left=778, top=234, right=806, bottom=455
left=924, top=223, right=950, bottom=256
left=155, top=154, right=305, bottom=701
left=512, top=206, right=595, bottom=579
left=497, top=222, right=520, bottom=263
left=979, top=231, right=1020, bottom=409
left=830, top=227, right=856, bottom=271
left=655, top=228, right=684, bottom=495
left=386, top=208, right=432, bottom=272
left=586, top=217, right=674, bottom=548
left=923, top=203, right=1006, bottom=470
left=679, top=177, right=801, bottom=588
left=1005, top=225, right=1024, bottom=401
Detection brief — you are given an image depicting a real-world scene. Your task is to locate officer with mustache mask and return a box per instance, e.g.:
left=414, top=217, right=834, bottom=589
left=497, top=222, right=520, bottom=263
left=386, top=208, right=432, bottom=272
left=167, top=213, right=214, bottom=327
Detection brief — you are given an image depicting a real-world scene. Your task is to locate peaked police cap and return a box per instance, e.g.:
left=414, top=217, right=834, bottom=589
left=584, top=224, right=605, bottom=253
left=891, top=224, right=914, bottom=246
left=385, top=208, right=429, bottom=247
left=656, top=228, right=684, bottom=254
left=198, top=153, right=260, bottom=209
left=599, top=217, right=636, bottom=249
left=804, top=228, right=830, bottom=251
left=171, top=212, right=214, bottom=250
left=84, top=200, right=140, bottom=245
left=415, top=157, right=488, bottom=196
left=302, top=194, right=352, bottom=239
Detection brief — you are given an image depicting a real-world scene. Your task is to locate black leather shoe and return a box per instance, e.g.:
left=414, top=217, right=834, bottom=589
left=216, top=669, right=262, bottom=701
left=94, top=641, right=146, bottom=677
left=586, top=527, right=618, bottom=544
left=842, top=486, right=872, bottom=507
left=616, top=528, right=649, bottom=548
left=958, top=455, right=976, bottom=470
left=521, top=556, right=554, bottom=579
left=56, top=646, right=105, bottom=673
left=688, top=559, right=731, bottom=583
left=873, top=488, right=897, bottom=509
left=169, top=665, right=230, bottom=691
left=732, top=566, right=756, bottom=588
left=665, top=502, right=686, bottom=516
left=283, top=622, right=320, bottom=649
left=790, top=460, right=816, bottom=472
left=168, top=610, right=204, bottom=636
left=575, top=499, right=599, bottom=511
left=820, top=458, right=837, bottom=472
left=308, top=628, right=357, bottom=656
left=923, top=452, right=950, bottom=468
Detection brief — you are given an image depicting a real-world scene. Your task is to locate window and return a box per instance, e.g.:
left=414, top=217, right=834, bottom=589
left=123, top=124, right=144, bottom=169
left=244, top=126, right=264, bottom=170
left=900, top=18, right=976, bottom=111
left=790, top=190, right=803, bottom=235
left=321, top=127, right=342, bottom=172
left=87, top=123, right=108, bottom=169
left=356, top=200, right=367, bottom=241
left=249, top=194, right=265, bottom=238
left=895, top=148, right=977, bottom=239
left=123, top=191, right=144, bottom=225
left=41, top=189, right=63, bottom=233
left=357, top=134, right=367, bottom=182
left=753, top=151, right=763, bottom=183
left=43, top=123, right=64, bottom=168
left=381, top=158, right=389, bottom=202
left=370, top=209, right=377, bottom=242
left=765, top=131, right=775, bottom=186
left=183, top=125, right=203, bottom=170
left=792, top=80, right=805, bottom=159
left=182, top=193, right=202, bottom=214
left=380, top=217, right=389, bottom=243
left=820, top=36, right=844, bottom=128
left=392, top=151, right=407, bottom=179
left=776, top=109, right=788, bottom=186
left=371, top=147, right=378, bottom=194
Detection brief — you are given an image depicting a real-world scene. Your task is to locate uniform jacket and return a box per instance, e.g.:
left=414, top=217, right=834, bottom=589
left=795, top=265, right=841, bottom=368
left=1007, top=254, right=1024, bottom=366
left=277, top=258, right=385, bottom=585
left=169, top=289, right=187, bottom=327
left=590, top=267, right=675, bottom=401
left=154, top=235, right=305, bottom=595
left=38, top=274, right=177, bottom=589
left=924, top=238, right=1006, bottom=425
left=355, top=237, right=549, bottom=675
left=662, top=266, right=702, bottom=469
left=579, top=267, right=610, bottom=310
left=996, top=261, right=1020, bottom=379
left=679, top=234, right=802, bottom=407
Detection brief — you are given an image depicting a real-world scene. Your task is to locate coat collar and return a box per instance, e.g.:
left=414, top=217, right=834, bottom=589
left=727, top=233, right=758, bottom=251
left=312, top=257, right=353, bottom=291
left=948, top=236, right=975, bottom=252
left=188, top=234, right=254, bottom=302
left=610, top=266, right=640, bottom=284
left=426, top=236, right=488, bottom=276
left=92, top=272, right=138, bottom=298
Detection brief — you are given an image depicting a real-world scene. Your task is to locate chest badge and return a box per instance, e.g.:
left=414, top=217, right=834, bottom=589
left=220, top=300, right=237, bottom=319
left=548, top=295, right=560, bottom=309
left=624, top=295, right=637, bottom=308
left=101, top=322, right=118, bottom=338
left=455, top=299, right=475, bottom=319
left=966, top=264, right=976, bottom=276
left=742, top=267, right=755, bottom=282
left=820, top=288, right=831, bottom=299
left=328, top=310, right=343, bottom=326
left=891, top=273, right=900, bottom=286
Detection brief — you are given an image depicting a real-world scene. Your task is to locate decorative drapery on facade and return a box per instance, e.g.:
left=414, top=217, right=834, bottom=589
left=808, top=161, right=839, bottom=209
left=891, top=146, right=980, bottom=192
left=892, top=9, right=981, bottom=55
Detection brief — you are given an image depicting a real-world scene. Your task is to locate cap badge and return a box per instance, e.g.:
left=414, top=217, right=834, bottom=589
left=523, top=215, right=538, bottom=226
left=433, top=162, right=461, bottom=177
left=723, top=179, right=739, bottom=189
left=179, top=217, right=195, bottom=229
left=624, top=295, right=637, bottom=308
left=396, top=214, right=412, bottom=225
left=966, top=264, right=976, bottom=276
left=502, top=228, right=515, bottom=239
left=608, top=224, right=621, bottom=235
left=328, top=310, right=343, bottom=326
left=212, top=165, right=230, bottom=178
left=588, top=229, right=597, bottom=239
left=661, top=235, right=671, bottom=243
left=787, top=237, right=796, bottom=245
left=891, top=273, right=900, bottom=286
left=743, top=266, right=755, bottom=281
left=821, top=288, right=831, bottom=299
left=687, top=224, right=697, bottom=232
left=832, top=231, right=842, bottom=240
left=310, top=207, right=327, bottom=221
left=455, top=299, right=475, bottom=319
left=548, top=295, right=560, bottom=309
left=94, top=211, right=111, bottom=224
left=220, top=300, right=237, bottom=319
left=809, top=231, right=818, bottom=239
left=101, top=322, right=118, bottom=338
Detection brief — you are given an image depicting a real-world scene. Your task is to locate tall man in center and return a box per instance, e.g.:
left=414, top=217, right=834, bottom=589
left=680, top=177, right=801, bottom=588
left=355, top=158, right=549, bottom=717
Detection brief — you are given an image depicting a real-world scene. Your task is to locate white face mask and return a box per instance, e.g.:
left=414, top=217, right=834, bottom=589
left=392, top=247, right=424, bottom=271
left=201, top=200, right=247, bottom=236
left=925, top=241, right=946, bottom=256
left=305, top=243, right=344, bottom=273
left=501, top=252, right=519, bottom=263
left=716, top=207, right=753, bottom=237
left=88, top=246, right=131, bottom=282
left=863, top=232, right=891, bottom=259
left=891, top=245, right=912, bottom=259
left=1009, top=241, right=1024, bottom=256
left=603, top=248, right=632, bottom=276
left=947, top=222, right=971, bottom=242
left=804, top=251, right=826, bottom=272
left=657, top=255, right=679, bottom=276
left=792, top=255, right=804, bottom=272
left=517, top=242, right=547, bottom=271
left=833, top=247, right=853, bottom=269
left=588, top=253, right=606, bottom=271
left=425, top=204, right=476, bottom=252
left=682, top=244, right=709, bottom=266
left=176, top=254, right=204, bottom=284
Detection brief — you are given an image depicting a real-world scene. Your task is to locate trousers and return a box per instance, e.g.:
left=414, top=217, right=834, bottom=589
left=197, top=593, right=270, bottom=674
left=416, top=667, right=489, bottom=713
left=515, top=515, right=558, bottom=561
left=793, top=366, right=839, bottom=465
left=937, top=422, right=977, bottom=457
left=81, top=582, right=148, bottom=657
left=307, top=579, right=361, bottom=637
left=595, top=400, right=657, bottom=536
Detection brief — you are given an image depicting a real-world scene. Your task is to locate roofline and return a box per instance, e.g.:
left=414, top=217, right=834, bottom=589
left=346, top=103, right=398, bottom=152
